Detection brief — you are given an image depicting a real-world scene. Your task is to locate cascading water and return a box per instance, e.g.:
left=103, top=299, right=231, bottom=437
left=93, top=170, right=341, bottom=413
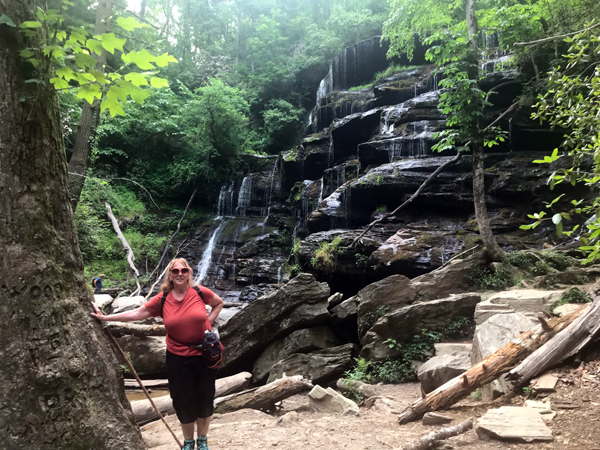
left=217, top=182, right=235, bottom=217
left=195, top=219, right=228, bottom=285
left=318, top=177, right=324, bottom=204
left=237, top=176, right=252, bottom=215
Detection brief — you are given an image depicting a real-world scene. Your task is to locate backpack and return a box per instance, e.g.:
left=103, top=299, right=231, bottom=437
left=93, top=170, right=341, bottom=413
left=91, top=278, right=97, bottom=287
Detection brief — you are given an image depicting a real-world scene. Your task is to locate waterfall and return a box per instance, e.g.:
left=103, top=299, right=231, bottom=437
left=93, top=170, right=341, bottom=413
left=195, top=219, right=228, bottom=285
left=318, top=177, right=324, bottom=204
left=277, top=266, right=282, bottom=284
left=217, top=182, right=235, bottom=217
left=237, top=176, right=252, bottom=215
left=316, top=65, right=333, bottom=105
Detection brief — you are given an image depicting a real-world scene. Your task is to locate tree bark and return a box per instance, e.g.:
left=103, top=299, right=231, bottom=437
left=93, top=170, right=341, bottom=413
left=466, top=0, right=505, bottom=262
left=105, top=322, right=168, bottom=337
left=105, top=202, right=141, bottom=294
left=214, top=375, right=313, bottom=414
left=400, top=418, right=474, bottom=450
left=507, top=301, right=600, bottom=387
left=0, top=2, right=145, bottom=449
left=67, top=0, right=113, bottom=209
left=397, top=307, right=583, bottom=424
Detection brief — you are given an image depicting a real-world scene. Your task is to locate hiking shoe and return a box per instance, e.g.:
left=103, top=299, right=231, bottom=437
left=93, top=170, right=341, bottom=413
left=182, top=438, right=195, bottom=450
left=197, top=436, right=209, bottom=450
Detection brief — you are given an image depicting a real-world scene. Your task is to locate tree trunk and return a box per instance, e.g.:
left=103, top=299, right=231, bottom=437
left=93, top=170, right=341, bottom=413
left=105, top=202, right=141, bottom=294
left=466, top=0, right=505, bottom=262
left=0, top=3, right=145, bottom=449
left=67, top=0, right=112, bottom=209
left=397, top=308, right=583, bottom=424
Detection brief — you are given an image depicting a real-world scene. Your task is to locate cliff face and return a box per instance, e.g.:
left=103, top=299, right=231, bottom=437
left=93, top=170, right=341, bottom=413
left=184, top=37, right=573, bottom=301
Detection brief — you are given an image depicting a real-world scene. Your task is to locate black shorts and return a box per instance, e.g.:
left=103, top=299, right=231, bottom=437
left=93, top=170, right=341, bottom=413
left=166, top=350, right=217, bottom=424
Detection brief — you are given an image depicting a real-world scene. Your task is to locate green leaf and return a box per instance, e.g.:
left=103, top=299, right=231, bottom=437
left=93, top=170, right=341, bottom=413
left=150, top=77, right=169, bottom=88
left=77, top=84, right=102, bottom=105
left=55, top=30, right=67, bottom=42
left=116, top=16, right=147, bottom=32
left=75, top=52, right=97, bottom=69
left=124, top=72, right=149, bottom=86
left=86, top=39, right=103, bottom=56
left=96, top=32, right=126, bottom=54
left=56, top=66, right=75, bottom=81
left=155, top=52, right=178, bottom=67
left=0, top=14, right=16, bottom=27
left=50, top=77, right=69, bottom=90
left=100, top=96, right=125, bottom=117
left=19, top=49, right=34, bottom=58
left=20, top=21, right=42, bottom=29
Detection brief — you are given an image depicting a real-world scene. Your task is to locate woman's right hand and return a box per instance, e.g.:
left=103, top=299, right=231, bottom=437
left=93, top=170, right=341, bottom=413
left=90, top=302, right=107, bottom=321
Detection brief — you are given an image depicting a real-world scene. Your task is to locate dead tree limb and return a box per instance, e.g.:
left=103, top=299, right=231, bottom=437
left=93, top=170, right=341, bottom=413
left=397, top=307, right=585, bottom=424
left=348, top=102, right=518, bottom=249
left=145, top=187, right=197, bottom=288
left=131, top=372, right=252, bottom=425
left=214, top=375, right=313, bottom=414
left=105, top=322, right=167, bottom=337
left=514, top=22, right=600, bottom=47
left=399, top=418, right=474, bottom=450
left=349, top=153, right=463, bottom=247
left=105, top=202, right=141, bottom=295
left=507, top=300, right=600, bottom=387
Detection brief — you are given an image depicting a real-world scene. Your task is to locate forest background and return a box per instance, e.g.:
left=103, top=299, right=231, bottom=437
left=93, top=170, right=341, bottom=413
left=45, top=0, right=600, bottom=287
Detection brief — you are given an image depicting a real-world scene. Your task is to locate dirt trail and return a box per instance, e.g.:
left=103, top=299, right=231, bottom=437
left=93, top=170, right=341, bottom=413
left=142, top=361, right=600, bottom=450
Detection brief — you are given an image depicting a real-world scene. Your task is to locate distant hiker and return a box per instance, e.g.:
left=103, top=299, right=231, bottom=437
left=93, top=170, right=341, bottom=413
left=91, top=258, right=223, bottom=450
left=92, top=274, right=104, bottom=294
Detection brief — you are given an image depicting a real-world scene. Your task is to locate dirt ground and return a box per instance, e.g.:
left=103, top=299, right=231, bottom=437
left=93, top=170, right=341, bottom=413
left=141, top=359, right=600, bottom=450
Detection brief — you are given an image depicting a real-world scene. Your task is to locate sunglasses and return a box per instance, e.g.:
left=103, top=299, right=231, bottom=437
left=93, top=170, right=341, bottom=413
left=171, top=268, right=190, bottom=276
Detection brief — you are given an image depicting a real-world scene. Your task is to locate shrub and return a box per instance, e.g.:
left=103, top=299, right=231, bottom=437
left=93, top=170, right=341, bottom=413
left=375, top=205, right=388, bottom=212
left=310, top=236, right=343, bottom=273
left=506, top=251, right=537, bottom=269
left=465, top=267, right=515, bottom=290
left=532, top=260, right=552, bottom=276
left=542, top=251, right=571, bottom=271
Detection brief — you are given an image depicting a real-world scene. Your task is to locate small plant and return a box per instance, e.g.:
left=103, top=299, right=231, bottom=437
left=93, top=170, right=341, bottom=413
left=465, top=267, right=516, bottom=291
left=542, top=251, right=571, bottom=271
left=375, top=205, right=388, bottom=213
left=355, top=253, right=369, bottom=268
left=310, top=236, right=343, bottom=273
left=469, top=388, right=482, bottom=400
left=576, top=275, right=589, bottom=285
left=288, top=264, right=302, bottom=278
left=363, top=305, right=390, bottom=330
left=552, top=287, right=591, bottom=313
left=292, top=238, right=301, bottom=255
left=532, top=260, right=552, bottom=276
left=345, top=357, right=372, bottom=383
left=506, top=251, right=537, bottom=269
left=341, top=381, right=365, bottom=404
left=522, top=386, right=533, bottom=396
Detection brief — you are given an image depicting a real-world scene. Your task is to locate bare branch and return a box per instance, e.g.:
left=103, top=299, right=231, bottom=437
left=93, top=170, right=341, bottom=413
left=514, top=23, right=600, bottom=47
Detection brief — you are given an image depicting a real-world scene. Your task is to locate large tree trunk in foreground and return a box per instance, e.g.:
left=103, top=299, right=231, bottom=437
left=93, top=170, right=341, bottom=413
left=67, top=0, right=113, bottom=209
left=132, top=372, right=252, bottom=424
left=214, top=375, right=313, bottom=414
left=397, top=308, right=584, bottom=424
left=466, top=0, right=505, bottom=262
left=0, top=3, right=145, bottom=449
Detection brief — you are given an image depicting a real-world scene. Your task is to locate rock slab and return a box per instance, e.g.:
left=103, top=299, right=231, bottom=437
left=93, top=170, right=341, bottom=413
left=308, top=385, right=359, bottom=416
left=418, top=353, right=471, bottom=394
left=476, top=406, right=554, bottom=442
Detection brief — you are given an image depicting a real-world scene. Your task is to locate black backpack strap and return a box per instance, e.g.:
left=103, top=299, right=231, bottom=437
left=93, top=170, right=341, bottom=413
left=159, top=291, right=169, bottom=317
left=192, top=285, right=205, bottom=303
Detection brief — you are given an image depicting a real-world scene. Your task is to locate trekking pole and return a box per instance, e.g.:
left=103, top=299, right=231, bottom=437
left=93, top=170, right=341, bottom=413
left=104, top=329, right=183, bottom=448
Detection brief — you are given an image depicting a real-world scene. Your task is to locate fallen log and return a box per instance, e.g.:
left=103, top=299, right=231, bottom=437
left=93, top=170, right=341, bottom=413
left=105, top=322, right=167, bottom=337
left=399, top=418, right=474, bottom=450
left=336, top=378, right=379, bottom=399
left=214, top=375, right=313, bottom=414
left=397, top=306, right=585, bottom=424
left=131, top=372, right=252, bottom=425
left=125, top=379, right=168, bottom=389
left=507, top=300, right=600, bottom=387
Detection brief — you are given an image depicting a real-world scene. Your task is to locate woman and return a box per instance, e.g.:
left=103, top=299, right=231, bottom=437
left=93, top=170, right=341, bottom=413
left=91, top=258, right=224, bottom=450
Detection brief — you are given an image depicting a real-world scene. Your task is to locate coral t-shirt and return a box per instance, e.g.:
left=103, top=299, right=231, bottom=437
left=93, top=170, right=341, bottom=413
left=145, top=285, right=215, bottom=357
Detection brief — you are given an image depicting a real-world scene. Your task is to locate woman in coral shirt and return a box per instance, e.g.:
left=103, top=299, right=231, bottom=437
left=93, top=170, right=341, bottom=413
left=92, top=258, right=223, bottom=450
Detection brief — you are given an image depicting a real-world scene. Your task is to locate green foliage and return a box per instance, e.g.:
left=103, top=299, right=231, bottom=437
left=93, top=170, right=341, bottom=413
left=288, top=264, right=303, bottom=278
left=310, top=236, right=343, bottom=273
left=355, top=253, right=370, bottom=268
left=348, top=317, right=471, bottom=383
left=14, top=4, right=175, bottom=117
left=363, top=305, right=390, bottom=330
left=375, top=205, right=388, bottom=212
left=553, top=287, right=591, bottom=312
left=466, top=267, right=515, bottom=290
left=522, top=386, right=533, bottom=396
left=292, top=238, right=302, bottom=255
left=469, top=388, right=482, bottom=400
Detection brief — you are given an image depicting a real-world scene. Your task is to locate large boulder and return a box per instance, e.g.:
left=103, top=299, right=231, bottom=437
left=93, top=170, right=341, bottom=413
left=112, top=296, right=145, bottom=313
left=474, top=289, right=564, bottom=325
left=115, top=336, right=166, bottom=376
left=360, top=293, right=481, bottom=361
left=93, top=294, right=114, bottom=311
left=411, top=251, right=490, bottom=301
left=356, top=274, right=417, bottom=337
left=219, top=274, right=330, bottom=374
left=267, top=344, right=356, bottom=384
left=252, top=326, right=342, bottom=383
left=418, top=347, right=472, bottom=394
left=471, top=313, right=537, bottom=401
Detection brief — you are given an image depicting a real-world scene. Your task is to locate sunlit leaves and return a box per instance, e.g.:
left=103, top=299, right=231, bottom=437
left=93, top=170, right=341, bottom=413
left=116, top=16, right=148, bottom=32
left=78, top=84, right=102, bottom=104
left=150, top=77, right=169, bottom=88
left=155, top=52, right=178, bottom=67
left=95, top=33, right=126, bottom=54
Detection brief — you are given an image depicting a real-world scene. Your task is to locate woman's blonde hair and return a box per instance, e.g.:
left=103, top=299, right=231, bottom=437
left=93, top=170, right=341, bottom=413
left=159, top=258, right=195, bottom=292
